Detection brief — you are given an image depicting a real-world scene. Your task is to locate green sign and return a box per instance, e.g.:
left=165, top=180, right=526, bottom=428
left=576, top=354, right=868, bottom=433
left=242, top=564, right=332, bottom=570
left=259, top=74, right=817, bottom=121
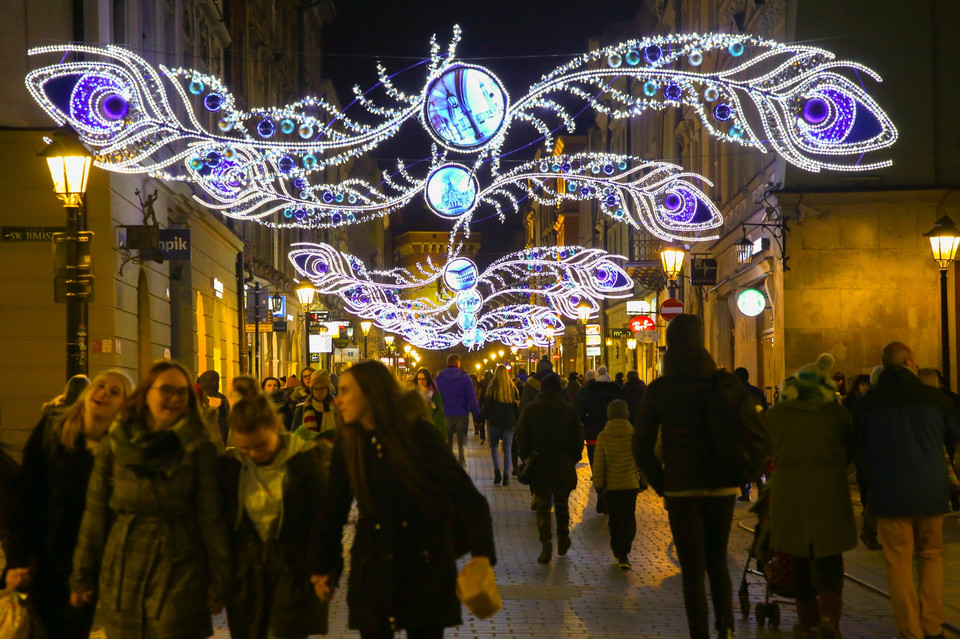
left=1, top=226, right=65, bottom=241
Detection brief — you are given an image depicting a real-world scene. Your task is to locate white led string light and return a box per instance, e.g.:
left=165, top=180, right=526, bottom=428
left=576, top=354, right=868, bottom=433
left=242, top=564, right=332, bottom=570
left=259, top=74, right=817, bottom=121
left=289, top=243, right=631, bottom=350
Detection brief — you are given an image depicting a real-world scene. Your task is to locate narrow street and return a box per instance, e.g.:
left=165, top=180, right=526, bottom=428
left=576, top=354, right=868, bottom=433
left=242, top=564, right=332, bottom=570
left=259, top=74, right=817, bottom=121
left=110, top=436, right=958, bottom=639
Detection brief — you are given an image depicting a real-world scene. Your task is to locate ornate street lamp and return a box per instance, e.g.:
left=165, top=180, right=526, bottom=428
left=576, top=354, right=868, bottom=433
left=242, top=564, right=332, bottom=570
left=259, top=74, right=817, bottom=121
left=295, top=281, right=317, bottom=306
left=659, top=242, right=686, bottom=283
left=924, top=215, right=960, bottom=390
left=384, top=334, right=396, bottom=374
left=270, top=292, right=283, bottom=314
left=736, top=232, right=754, bottom=264
left=359, top=320, right=372, bottom=358
left=41, top=129, right=93, bottom=379
left=295, top=282, right=318, bottom=368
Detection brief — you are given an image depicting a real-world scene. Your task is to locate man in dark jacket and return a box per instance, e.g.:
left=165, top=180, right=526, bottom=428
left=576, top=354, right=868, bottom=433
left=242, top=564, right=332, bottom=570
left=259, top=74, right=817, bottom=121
left=198, top=369, right=229, bottom=444
left=434, top=354, right=481, bottom=467
left=519, top=357, right=555, bottom=412
left=565, top=372, right=581, bottom=404
left=856, top=342, right=959, bottom=639
left=733, top=367, right=769, bottom=502
left=516, top=374, right=584, bottom=563
left=579, top=369, right=623, bottom=468
left=620, top=370, right=646, bottom=423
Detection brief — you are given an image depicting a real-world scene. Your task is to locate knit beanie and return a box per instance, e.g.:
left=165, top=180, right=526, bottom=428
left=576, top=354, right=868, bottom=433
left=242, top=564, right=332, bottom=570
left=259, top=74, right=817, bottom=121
left=781, top=353, right=837, bottom=402
left=606, top=399, right=629, bottom=420
left=536, top=357, right=554, bottom=374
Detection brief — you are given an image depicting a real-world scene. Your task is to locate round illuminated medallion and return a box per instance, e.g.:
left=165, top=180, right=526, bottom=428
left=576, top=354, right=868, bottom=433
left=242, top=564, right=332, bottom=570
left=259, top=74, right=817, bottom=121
left=425, top=164, right=479, bottom=219
left=456, top=289, right=483, bottom=314
left=423, top=64, right=509, bottom=151
left=737, top=288, right=766, bottom=316
left=443, top=258, right=479, bottom=292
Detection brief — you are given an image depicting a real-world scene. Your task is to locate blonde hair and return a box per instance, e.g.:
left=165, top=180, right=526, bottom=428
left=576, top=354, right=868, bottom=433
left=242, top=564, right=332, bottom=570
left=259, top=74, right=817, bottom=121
left=228, top=393, right=280, bottom=435
left=489, top=365, right=518, bottom=404
left=58, top=370, right=133, bottom=451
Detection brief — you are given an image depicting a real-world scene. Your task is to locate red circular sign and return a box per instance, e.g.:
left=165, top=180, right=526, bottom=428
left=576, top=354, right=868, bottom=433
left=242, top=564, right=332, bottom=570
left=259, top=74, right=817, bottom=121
left=659, top=298, right=684, bottom=322
left=629, top=315, right=656, bottom=333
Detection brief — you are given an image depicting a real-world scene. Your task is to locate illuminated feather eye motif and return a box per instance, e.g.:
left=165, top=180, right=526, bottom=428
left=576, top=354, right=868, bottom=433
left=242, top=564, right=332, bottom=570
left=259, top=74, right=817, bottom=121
left=26, top=31, right=896, bottom=228
left=288, top=243, right=630, bottom=350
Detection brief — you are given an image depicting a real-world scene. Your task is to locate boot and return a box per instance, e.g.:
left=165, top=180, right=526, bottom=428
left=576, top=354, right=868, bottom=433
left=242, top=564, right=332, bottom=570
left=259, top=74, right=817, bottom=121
left=792, top=599, right=819, bottom=638
left=817, top=592, right=843, bottom=639
left=493, top=470, right=501, bottom=485
left=537, top=541, right=552, bottom=563
left=557, top=535, right=571, bottom=556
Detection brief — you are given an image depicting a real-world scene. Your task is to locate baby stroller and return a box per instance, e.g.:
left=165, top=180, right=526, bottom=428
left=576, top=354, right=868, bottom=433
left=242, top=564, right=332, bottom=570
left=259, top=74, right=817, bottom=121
left=737, top=484, right=795, bottom=628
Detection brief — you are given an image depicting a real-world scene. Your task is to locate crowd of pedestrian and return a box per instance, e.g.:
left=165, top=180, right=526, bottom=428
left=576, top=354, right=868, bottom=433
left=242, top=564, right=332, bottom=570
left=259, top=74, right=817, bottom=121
left=0, top=321, right=956, bottom=639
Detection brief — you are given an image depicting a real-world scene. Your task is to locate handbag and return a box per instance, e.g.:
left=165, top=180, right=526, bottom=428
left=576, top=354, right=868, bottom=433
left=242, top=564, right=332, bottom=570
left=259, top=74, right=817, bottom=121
left=456, top=560, right=502, bottom=620
left=516, top=451, right=538, bottom=486
left=0, top=592, right=31, bottom=639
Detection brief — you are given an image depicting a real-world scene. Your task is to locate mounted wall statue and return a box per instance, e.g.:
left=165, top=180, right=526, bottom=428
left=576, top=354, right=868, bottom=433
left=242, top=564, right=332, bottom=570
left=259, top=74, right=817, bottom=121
left=26, top=29, right=896, bottom=241
left=288, top=243, right=632, bottom=350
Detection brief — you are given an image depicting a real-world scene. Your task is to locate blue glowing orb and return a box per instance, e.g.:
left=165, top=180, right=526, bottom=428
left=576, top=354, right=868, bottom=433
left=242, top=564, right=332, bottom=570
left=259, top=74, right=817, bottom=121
left=457, top=313, right=478, bottom=331
left=425, top=164, right=479, bottom=219
left=69, top=74, right=130, bottom=132
left=713, top=103, right=732, bottom=121
left=801, top=98, right=830, bottom=125
left=443, top=258, right=479, bottom=292
left=203, top=93, right=223, bottom=112
left=424, top=64, right=508, bottom=150
left=457, top=289, right=483, bottom=314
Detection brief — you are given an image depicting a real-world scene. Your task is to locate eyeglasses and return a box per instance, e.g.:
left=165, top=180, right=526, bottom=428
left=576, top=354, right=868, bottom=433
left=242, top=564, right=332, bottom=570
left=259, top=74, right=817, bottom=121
left=152, top=385, right=190, bottom=399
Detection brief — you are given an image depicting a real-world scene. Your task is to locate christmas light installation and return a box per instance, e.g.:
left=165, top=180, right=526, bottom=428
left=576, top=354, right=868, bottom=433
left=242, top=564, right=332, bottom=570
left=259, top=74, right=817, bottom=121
left=288, top=243, right=631, bottom=350
left=25, top=30, right=896, bottom=231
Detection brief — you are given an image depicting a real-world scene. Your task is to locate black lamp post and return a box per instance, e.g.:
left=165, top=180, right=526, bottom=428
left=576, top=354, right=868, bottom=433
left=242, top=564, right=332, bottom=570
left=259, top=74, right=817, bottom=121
left=924, top=216, right=960, bottom=391
left=295, top=281, right=317, bottom=368
left=41, top=130, right=92, bottom=380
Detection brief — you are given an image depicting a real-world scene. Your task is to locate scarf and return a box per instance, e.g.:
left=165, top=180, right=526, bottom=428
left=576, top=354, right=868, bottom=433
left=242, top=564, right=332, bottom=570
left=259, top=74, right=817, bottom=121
left=111, top=415, right=204, bottom=479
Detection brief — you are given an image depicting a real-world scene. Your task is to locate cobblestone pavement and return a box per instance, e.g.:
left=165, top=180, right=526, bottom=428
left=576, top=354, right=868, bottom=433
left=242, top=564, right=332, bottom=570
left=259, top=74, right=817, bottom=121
left=94, top=435, right=959, bottom=638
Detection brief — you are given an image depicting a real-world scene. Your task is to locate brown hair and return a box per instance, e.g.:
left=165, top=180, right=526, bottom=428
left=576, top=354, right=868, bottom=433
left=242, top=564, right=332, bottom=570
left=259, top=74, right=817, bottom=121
left=228, top=393, right=280, bottom=434
left=231, top=375, right=261, bottom=401
left=42, top=374, right=90, bottom=416
left=120, top=360, right=201, bottom=427
left=58, top=370, right=133, bottom=451
left=339, top=361, right=443, bottom=518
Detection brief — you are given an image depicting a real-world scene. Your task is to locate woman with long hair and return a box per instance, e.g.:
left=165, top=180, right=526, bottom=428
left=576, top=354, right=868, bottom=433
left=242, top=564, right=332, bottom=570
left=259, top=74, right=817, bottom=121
left=414, top=367, right=447, bottom=442
left=480, top=365, right=519, bottom=486
left=8, top=370, right=131, bottom=639
left=40, top=374, right=90, bottom=418
left=69, top=360, right=232, bottom=639
left=293, top=371, right=341, bottom=441
left=312, top=361, right=495, bottom=639
left=219, top=392, right=330, bottom=638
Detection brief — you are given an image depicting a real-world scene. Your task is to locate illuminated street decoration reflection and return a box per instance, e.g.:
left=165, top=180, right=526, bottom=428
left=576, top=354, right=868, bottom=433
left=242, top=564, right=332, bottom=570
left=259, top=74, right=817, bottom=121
left=288, top=243, right=632, bottom=350
left=25, top=30, right=896, bottom=231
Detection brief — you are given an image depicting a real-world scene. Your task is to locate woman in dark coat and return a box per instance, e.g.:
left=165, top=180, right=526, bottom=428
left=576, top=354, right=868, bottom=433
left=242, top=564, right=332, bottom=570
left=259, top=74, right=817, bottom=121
left=69, top=360, right=233, bottom=639
left=219, top=392, right=330, bottom=639
left=515, top=373, right=584, bottom=564
left=312, top=361, right=496, bottom=639
left=9, top=370, right=131, bottom=639
left=633, top=314, right=761, bottom=639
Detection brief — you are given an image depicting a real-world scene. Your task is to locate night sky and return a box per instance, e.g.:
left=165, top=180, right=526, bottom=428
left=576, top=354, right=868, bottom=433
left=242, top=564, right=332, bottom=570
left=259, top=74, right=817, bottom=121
left=321, top=1, right=646, bottom=258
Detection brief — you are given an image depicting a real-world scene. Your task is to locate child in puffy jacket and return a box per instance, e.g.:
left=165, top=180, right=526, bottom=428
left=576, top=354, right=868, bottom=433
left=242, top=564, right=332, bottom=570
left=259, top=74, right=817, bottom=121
left=593, top=399, right=645, bottom=569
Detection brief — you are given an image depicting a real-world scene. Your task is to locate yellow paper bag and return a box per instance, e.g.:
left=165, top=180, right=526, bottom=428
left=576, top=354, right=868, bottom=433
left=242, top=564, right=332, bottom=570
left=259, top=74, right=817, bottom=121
left=456, top=560, right=502, bottom=620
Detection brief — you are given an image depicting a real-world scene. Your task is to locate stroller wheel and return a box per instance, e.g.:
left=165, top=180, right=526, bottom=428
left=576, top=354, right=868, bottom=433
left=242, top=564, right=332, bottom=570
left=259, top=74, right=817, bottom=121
left=755, top=602, right=766, bottom=627
left=738, top=591, right=750, bottom=619
left=768, top=601, right=781, bottom=628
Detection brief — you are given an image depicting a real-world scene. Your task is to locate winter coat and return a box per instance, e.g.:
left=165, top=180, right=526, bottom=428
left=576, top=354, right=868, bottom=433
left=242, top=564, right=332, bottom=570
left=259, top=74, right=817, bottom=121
left=266, top=390, right=294, bottom=431
left=593, top=418, right=641, bottom=492
left=634, top=370, right=753, bottom=495
left=579, top=381, right=623, bottom=442
left=317, top=420, right=496, bottom=633
left=419, top=387, right=447, bottom=441
left=292, top=401, right=341, bottom=439
left=480, top=397, right=519, bottom=431
left=434, top=367, right=481, bottom=418
left=9, top=416, right=93, bottom=602
left=516, top=389, right=584, bottom=494
left=70, top=415, right=232, bottom=639
left=856, top=365, right=960, bottom=518
left=564, top=379, right=581, bottom=405
left=218, top=433, right=330, bottom=639
left=621, top=379, right=646, bottom=423
left=767, top=398, right=857, bottom=558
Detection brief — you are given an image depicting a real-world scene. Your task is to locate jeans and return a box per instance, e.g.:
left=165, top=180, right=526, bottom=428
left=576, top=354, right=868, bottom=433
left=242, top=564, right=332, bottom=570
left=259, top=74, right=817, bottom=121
left=447, top=415, right=468, bottom=465
left=535, top=489, right=571, bottom=542
left=665, top=495, right=736, bottom=639
left=790, top=554, right=845, bottom=601
left=487, top=426, right=513, bottom=476
left=604, top=489, right=639, bottom=560
left=878, top=515, right=945, bottom=639
left=360, top=628, right=444, bottom=639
